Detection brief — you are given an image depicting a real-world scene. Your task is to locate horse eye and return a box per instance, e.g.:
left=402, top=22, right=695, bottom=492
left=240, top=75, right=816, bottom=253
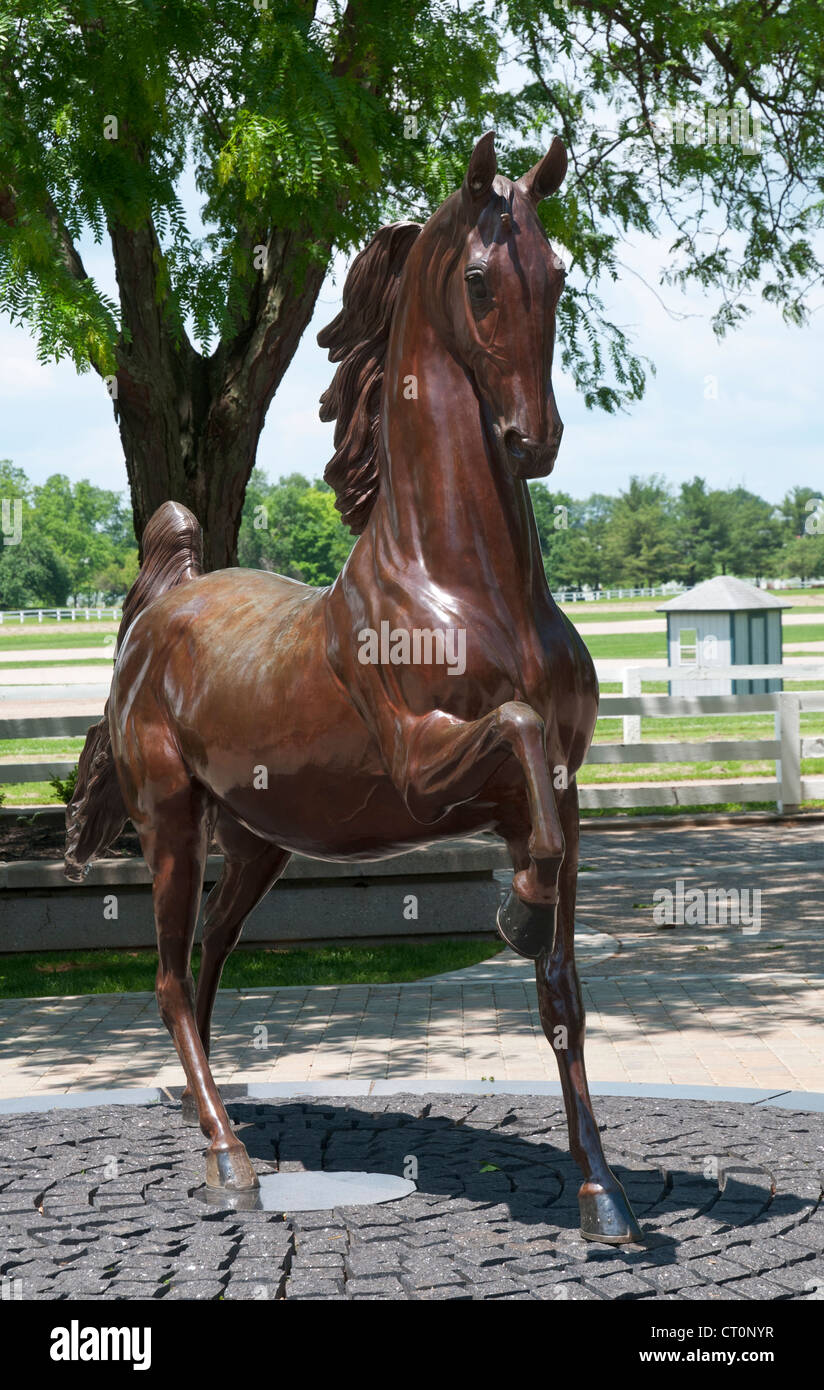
left=465, top=270, right=489, bottom=305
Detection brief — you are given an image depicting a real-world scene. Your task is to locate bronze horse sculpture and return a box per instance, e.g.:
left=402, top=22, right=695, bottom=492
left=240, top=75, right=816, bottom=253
left=66, top=133, right=642, bottom=1245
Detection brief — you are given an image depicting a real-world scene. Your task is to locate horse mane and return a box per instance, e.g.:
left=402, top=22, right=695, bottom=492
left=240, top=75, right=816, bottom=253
left=318, top=221, right=422, bottom=534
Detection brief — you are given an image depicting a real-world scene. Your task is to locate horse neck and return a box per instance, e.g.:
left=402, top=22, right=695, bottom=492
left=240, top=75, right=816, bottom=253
left=371, top=277, right=546, bottom=607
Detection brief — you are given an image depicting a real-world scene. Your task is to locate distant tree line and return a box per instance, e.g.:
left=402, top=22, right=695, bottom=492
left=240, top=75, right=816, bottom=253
left=1, top=461, right=822, bottom=608
left=0, top=460, right=137, bottom=607
left=529, top=476, right=824, bottom=591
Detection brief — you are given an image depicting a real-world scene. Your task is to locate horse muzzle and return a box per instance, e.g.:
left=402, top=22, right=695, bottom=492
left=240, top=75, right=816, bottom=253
left=503, top=426, right=562, bottom=478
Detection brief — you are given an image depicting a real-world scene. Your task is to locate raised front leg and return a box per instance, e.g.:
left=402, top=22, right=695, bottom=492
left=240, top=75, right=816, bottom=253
left=380, top=701, right=565, bottom=955
left=535, top=782, right=642, bottom=1245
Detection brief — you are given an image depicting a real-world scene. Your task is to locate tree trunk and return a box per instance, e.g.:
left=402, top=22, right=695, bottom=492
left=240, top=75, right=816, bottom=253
left=110, top=222, right=329, bottom=571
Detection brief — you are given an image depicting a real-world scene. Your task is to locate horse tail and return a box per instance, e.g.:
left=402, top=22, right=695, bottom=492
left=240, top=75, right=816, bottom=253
left=64, top=501, right=203, bottom=881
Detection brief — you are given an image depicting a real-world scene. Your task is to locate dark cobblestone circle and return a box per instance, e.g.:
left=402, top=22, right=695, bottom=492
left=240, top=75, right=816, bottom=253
left=1, top=1095, right=822, bottom=1300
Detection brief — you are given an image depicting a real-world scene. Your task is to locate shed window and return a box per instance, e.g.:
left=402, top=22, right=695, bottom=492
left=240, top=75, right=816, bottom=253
left=679, top=628, right=698, bottom=663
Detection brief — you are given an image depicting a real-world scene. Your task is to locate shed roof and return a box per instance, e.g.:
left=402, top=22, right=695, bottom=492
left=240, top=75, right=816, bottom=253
left=656, top=576, right=792, bottom=612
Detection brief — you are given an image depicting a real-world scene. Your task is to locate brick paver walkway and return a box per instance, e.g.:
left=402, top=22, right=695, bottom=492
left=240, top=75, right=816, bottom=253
left=0, top=821, right=821, bottom=1097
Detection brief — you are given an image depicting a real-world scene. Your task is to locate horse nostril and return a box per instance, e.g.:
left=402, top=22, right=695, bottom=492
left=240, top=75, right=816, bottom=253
left=504, top=428, right=528, bottom=460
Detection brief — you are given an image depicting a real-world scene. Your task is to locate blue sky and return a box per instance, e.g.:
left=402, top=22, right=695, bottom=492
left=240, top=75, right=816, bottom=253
left=0, top=209, right=821, bottom=508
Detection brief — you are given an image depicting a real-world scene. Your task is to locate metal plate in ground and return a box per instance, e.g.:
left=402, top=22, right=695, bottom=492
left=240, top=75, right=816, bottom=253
left=196, top=1170, right=417, bottom=1212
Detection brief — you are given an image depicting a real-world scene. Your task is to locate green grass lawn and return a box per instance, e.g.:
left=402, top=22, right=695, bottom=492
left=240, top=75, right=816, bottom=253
left=0, top=737, right=86, bottom=756
left=580, top=798, right=824, bottom=818
left=561, top=607, right=662, bottom=625
left=783, top=623, right=824, bottom=644
left=1, top=615, right=821, bottom=662
left=578, top=632, right=667, bottom=659
left=1, top=782, right=70, bottom=805
left=566, top=607, right=824, bottom=628
left=0, top=737, right=85, bottom=806
left=582, top=629, right=824, bottom=661
left=598, top=681, right=668, bottom=693
left=592, top=710, right=824, bottom=742
left=0, top=629, right=116, bottom=649
left=579, top=756, right=824, bottom=784
left=0, top=658, right=114, bottom=670
left=0, top=939, right=503, bottom=999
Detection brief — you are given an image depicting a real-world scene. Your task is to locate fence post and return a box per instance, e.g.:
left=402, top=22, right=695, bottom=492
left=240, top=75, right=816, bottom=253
left=775, top=693, right=801, bottom=815
left=622, top=668, right=641, bottom=745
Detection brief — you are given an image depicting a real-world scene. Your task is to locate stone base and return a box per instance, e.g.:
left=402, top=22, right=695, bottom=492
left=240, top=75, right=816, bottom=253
left=1, top=1092, right=820, bottom=1300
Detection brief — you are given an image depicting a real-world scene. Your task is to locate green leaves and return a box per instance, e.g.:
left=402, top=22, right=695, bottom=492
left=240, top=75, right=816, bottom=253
left=1, top=0, right=822, bottom=418
left=237, top=470, right=354, bottom=586
left=528, top=474, right=820, bottom=589
left=0, top=463, right=138, bottom=606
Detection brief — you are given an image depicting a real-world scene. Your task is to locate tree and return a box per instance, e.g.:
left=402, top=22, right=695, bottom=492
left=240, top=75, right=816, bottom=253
left=773, top=534, right=824, bottom=582
left=602, top=475, right=681, bottom=586
left=0, top=533, right=70, bottom=607
left=675, top=477, right=724, bottom=586
left=529, top=482, right=614, bottom=590
left=777, top=486, right=822, bottom=542
left=2, top=3, right=822, bottom=567
left=711, top=486, right=780, bottom=581
left=238, top=470, right=353, bottom=585
left=91, top=549, right=140, bottom=603
left=529, top=482, right=575, bottom=579
left=0, top=1, right=501, bottom=569
left=0, top=459, right=137, bottom=604
left=30, top=473, right=137, bottom=602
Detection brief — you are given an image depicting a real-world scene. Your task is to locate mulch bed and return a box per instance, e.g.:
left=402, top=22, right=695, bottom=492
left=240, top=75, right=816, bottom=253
left=0, top=815, right=142, bottom=864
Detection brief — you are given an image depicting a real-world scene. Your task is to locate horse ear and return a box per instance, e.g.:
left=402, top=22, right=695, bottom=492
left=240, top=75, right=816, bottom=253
left=516, top=136, right=568, bottom=203
left=463, top=130, right=497, bottom=207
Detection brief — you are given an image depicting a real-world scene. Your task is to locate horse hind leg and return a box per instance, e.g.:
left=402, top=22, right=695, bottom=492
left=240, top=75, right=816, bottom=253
left=135, top=770, right=258, bottom=1193
left=181, top=821, right=291, bottom=1124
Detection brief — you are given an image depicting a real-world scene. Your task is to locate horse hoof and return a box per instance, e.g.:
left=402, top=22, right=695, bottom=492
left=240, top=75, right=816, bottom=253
left=205, top=1145, right=259, bottom=1192
left=180, top=1091, right=199, bottom=1126
left=496, top=887, right=557, bottom=959
left=579, top=1180, right=643, bottom=1245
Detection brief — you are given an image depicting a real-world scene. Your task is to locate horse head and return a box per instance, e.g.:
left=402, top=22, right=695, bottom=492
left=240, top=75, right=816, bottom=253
left=429, top=130, right=569, bottom=479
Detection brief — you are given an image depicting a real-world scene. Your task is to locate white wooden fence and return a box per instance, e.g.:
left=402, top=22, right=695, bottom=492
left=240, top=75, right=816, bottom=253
left=2, top=687, right=822, bottom=815
left=551, top=578, right=822, bottom=603
left=0, top=607, right=121, bottom=624
left=585, top=686, right=824, bottom=814
left=1, top=578, right=821, bottom=619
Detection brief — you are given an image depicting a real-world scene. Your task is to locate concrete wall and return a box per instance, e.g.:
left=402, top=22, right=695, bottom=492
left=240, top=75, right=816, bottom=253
left=0, top=837, right=510, bottom=953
